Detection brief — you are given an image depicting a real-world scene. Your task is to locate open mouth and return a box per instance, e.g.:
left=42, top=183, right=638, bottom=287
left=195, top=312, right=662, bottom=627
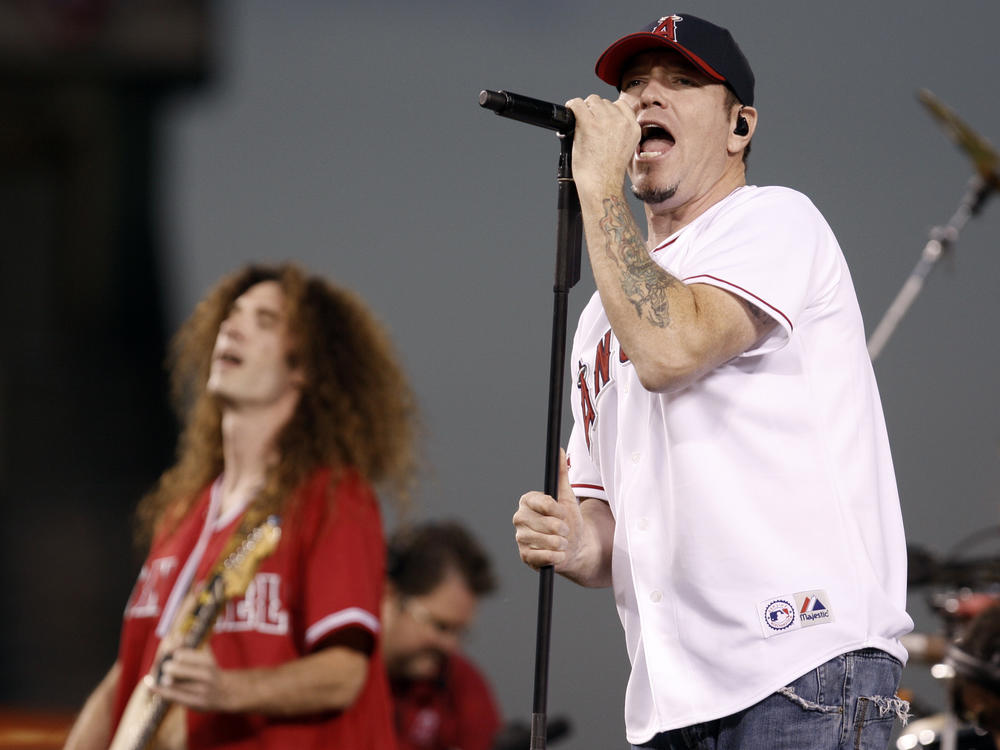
left=638, top=124, right=675, bottom=159
left=216, top=351, right=243, bottom=366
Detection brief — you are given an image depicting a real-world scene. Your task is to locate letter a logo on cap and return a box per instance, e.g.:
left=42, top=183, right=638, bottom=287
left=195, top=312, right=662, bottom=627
left=652, top=15, right=683, bottom=42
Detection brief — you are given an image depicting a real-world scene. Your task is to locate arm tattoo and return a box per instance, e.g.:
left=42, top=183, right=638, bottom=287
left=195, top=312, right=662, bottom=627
left=598, top=196, right=680, bottom=328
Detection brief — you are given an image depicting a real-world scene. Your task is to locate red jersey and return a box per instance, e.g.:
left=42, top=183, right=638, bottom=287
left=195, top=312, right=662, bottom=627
left=392, top=653, right=501, bottom=750
left=113, top=468, right=396, bottom=749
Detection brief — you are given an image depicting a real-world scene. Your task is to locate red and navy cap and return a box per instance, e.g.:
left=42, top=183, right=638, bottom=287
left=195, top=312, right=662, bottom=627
left=595, top=13, right=755, bottom=106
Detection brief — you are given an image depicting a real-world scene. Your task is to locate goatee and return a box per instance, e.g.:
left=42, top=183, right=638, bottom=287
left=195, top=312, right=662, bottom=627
left=631, top=183, right=678, bottom=205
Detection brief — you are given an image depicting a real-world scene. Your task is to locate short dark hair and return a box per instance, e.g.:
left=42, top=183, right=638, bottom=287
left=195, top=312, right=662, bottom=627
left=387, top=521, right=497, bottom=597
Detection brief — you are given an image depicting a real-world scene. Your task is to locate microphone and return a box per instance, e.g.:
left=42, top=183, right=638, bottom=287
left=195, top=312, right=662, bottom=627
left=479, top=90, right=575, bottom=134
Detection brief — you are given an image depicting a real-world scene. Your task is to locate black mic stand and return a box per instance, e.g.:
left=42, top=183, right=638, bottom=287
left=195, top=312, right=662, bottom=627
left=528, top=132, right=583, bottom=750
left=480, top=88, right=582, bottom=750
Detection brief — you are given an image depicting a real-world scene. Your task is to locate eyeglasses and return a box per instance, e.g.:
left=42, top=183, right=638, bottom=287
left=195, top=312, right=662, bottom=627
left=403, top=598, right=468, bottom=640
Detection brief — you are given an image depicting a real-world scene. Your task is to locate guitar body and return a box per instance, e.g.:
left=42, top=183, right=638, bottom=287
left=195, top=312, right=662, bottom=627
left=108, top=678, right=186, bottom=750
left=108, top=680, right=187, bottom=750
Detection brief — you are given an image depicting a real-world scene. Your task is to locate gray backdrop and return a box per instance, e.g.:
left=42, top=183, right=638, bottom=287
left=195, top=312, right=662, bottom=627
left=150, top=1, right=1000, bottom=747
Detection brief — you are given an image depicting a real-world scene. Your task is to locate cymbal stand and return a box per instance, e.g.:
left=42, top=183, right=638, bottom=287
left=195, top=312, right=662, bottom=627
left=867, top=174, right=994, bottom=361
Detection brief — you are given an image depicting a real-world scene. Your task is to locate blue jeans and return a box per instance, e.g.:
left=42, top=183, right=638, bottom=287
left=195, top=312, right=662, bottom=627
left=634, top=648, right=909, bottom=750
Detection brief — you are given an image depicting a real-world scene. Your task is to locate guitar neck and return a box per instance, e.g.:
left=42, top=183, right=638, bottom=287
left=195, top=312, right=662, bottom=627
left=180, top=574, right=227, bottom=649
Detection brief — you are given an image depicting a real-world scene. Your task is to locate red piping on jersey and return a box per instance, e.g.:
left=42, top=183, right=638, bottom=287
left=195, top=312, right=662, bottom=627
left=683, top=273, right=793, bottom=331
left=651, top=236, right=679, bottom=254
left=572, top=483, right=605, bottom=492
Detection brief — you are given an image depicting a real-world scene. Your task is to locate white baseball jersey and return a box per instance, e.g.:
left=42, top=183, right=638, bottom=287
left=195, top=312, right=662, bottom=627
left=566, top=185, right=912, bottom=744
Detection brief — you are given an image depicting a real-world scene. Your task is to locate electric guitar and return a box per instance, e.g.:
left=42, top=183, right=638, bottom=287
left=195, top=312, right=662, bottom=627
left=108, top=514, right=282, bottom=750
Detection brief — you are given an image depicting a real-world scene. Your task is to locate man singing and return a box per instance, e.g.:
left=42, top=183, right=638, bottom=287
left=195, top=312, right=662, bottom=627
left=513, top=13, right=912, bottom=749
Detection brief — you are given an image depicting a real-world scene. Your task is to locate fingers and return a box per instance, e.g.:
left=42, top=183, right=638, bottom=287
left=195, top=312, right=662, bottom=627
left=157, top=648, right=215, bottom=687
left=149, top=648, right=225, bottom=710
left=561, top=94, right=638, bottom=196
left=614, top=95, right=639, bottom=119
left=151, top=679, right=209, bottom=710
left=565, top=94, right=634, bottom=123
left=514, top=492, right=570, bottom=540
left=556, top=448, right=575, bottom=504
left=513, top=490, right=572, bottom=569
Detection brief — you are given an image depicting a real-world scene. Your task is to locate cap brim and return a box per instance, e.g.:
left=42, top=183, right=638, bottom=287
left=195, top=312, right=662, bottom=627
left=595, top=33, right=726, bottom=88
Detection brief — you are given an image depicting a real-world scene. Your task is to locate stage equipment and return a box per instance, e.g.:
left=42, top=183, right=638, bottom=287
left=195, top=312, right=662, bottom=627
left=480, top=89, right=582, bottom=750
left=902, top=527, right=1000, bottom=750
left=867, top=90, right=999, bottom=360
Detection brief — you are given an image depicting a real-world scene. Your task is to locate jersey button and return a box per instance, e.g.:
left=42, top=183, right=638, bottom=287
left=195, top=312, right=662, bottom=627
left=638, top=518, right=650, bottom=531
left=650, top=590, right=663, bottom=603
left=631, top=452, right=641, bottom=464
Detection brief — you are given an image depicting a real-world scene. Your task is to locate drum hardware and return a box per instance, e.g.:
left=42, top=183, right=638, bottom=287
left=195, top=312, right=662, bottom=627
left=902, top=527, right=1000, bottom=749
left=867, top=89, right=998, bottom=361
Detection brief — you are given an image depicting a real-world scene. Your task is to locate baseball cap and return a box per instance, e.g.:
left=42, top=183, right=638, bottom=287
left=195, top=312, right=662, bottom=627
left=595, top=13, right=755, bottom=106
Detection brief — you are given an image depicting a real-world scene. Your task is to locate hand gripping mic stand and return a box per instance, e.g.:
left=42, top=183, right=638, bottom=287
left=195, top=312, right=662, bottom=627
left=480, top=89, right=582, bottom=750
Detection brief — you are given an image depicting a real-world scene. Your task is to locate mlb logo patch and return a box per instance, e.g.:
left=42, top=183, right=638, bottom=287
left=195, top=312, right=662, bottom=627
left=762, top=599, right=796, bottom=631
left=757, top=589, right=834, bottom=639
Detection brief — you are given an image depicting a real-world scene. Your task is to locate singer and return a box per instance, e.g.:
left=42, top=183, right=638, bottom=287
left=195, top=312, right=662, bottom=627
left=511, top=13, right=912, bottom=750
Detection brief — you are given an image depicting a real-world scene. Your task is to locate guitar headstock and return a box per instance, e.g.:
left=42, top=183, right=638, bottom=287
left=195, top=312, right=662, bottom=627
left=220, top=515, right=282, bottom=600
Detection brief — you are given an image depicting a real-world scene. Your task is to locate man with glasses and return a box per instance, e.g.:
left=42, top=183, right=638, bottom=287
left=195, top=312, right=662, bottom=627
left=381, top=521, right=501, bottom=750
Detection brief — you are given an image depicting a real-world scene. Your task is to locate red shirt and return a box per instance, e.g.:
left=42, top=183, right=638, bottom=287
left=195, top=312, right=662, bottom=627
left=393, top=653, right=501, bottom=750
left=113, top=468, right=396, bottom=749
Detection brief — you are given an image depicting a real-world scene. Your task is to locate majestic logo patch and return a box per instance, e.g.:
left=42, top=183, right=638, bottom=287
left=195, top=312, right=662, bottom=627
left=757, top=589, right=834, bottom=638
left=795, top=591, right=834, bottom=628
left=653, top=15, right=683, bottom=42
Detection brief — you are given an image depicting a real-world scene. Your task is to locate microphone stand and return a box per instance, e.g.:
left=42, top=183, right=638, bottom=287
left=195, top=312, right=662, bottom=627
left=529, top=131, right=583, bottom=750
left=479, top=89, right=582, bottom=748
left=474, top=127, right=580, bottom=750
left=866, top=174, right=994, bottom=361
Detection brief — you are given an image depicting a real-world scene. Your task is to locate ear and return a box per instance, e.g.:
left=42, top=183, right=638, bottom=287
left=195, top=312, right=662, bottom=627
left=381, top=582, right=400, bottom=621
left=728, top=105, right=757, bottom=153
left=383, top=580, right=403, bottom=605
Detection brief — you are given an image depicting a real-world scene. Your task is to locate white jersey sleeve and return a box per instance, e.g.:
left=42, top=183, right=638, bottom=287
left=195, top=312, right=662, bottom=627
left=658, top=186, right=842, bottom=357
left=567, top=421, right=607, bottom=502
